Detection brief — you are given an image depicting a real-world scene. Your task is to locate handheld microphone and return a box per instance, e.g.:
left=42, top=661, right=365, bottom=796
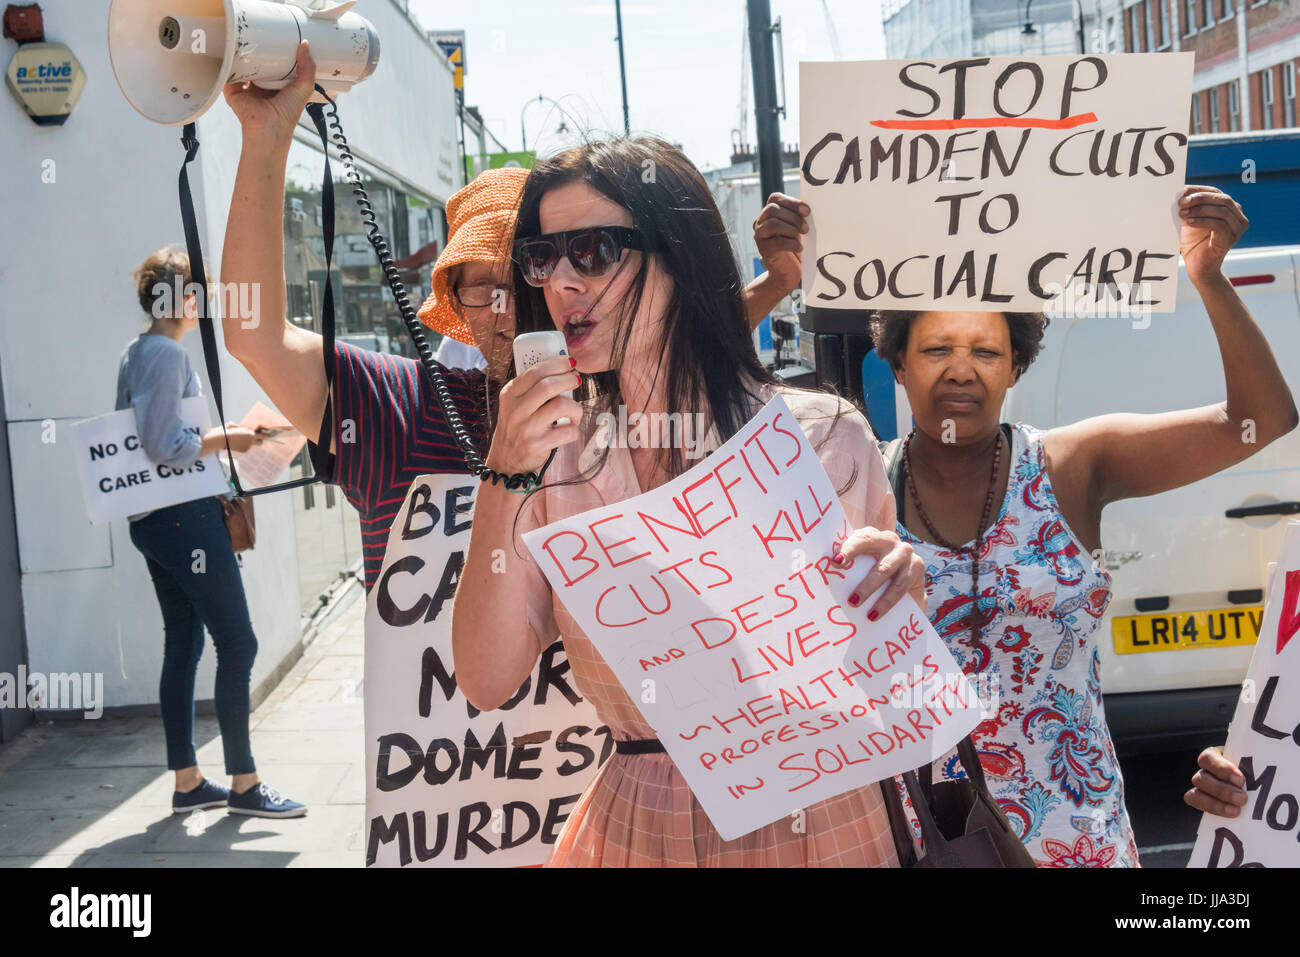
left=513, top=331, right=574, bottom=427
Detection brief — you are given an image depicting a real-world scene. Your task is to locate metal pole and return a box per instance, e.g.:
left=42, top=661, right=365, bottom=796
left=747, top=0, right=783, bottom=205
left=458, top=95, right=468, bottom=186
left=615, top=0, right=630, bottom=135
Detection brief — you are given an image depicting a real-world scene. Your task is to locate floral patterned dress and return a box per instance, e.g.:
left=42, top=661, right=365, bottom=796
left=897, top=423, right=1140, bottom=867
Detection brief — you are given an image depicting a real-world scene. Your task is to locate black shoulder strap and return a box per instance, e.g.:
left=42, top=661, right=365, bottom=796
left=179, top=120, right=331, bottom=497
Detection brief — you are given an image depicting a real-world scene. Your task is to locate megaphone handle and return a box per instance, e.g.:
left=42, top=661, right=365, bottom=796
left=304, top=87, right=554, bottom=492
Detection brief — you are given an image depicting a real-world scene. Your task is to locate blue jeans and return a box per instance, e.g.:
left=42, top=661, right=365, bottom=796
left=129, top=496, right=258, bottom=776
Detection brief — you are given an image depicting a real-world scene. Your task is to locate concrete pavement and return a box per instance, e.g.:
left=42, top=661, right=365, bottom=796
left=0, top=592, right=366, bottom=867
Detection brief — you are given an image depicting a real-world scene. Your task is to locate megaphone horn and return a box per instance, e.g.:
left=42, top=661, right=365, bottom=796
left=108, top=0, right=380, bottom=126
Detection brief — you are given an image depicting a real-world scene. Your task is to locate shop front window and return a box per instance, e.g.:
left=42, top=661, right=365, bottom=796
left=282, top=137, right=445, bottom=615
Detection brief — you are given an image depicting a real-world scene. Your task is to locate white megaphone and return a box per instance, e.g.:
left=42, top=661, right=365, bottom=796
left=108, top=0, right=380, bottom=125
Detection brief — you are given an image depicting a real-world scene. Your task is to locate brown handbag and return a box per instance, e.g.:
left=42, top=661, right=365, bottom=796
left=220, top=495, right=256, bottom=553
left=879, top=736, right=1037, bottom=868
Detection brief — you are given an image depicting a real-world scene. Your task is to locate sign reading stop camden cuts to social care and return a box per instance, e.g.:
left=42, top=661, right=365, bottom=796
left=365, top=475, right=609, bottom=867
left=1189, top=522, right=1300, bottom=868
left=800, top=53, right=1194, bottom=314
left=522, top=396, right=982, bottom=841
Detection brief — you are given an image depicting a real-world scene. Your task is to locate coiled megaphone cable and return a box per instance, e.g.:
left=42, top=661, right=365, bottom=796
left=307, top=86, right=554, bottom=492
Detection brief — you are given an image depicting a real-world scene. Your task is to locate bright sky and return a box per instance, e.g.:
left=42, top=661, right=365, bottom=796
left=406, top=0, right=887, bottom=172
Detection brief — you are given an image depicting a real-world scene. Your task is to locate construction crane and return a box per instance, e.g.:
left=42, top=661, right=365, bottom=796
left=821, top=0, right=842, bottom=59
left=733, top=20, right=750, bottom=159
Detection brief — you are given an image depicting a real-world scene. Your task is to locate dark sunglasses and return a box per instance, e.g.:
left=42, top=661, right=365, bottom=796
left=514, top=226, right=645, bottom=287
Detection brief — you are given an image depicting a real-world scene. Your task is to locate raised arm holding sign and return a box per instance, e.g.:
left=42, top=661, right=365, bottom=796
left=794, top=52, right=1298, bottom=867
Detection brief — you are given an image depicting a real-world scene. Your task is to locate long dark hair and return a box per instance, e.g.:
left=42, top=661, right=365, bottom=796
left=511, top=136, right=778, bottom=480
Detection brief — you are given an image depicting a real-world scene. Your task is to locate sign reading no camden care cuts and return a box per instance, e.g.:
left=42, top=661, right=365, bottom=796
left=365, top=475, right=609, bottom=867
left=801, top=53, right=1194, bottom=313
left=72, top=396, right=228, bottom=523
left=522, top=396, right=982, bottom=841
left=1189, top=521, right=1300, bottom=868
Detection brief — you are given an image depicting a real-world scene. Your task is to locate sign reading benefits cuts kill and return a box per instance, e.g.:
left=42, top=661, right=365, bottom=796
left=801, top=53, right=1194, bottom=314
left=523, top=396, right=982, bottom=841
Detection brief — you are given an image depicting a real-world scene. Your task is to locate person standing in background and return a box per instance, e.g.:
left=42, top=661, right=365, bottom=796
left=120, top=247, right=306, bottom=819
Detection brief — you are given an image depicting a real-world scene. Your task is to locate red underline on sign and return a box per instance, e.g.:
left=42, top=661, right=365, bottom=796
left=869, top=112, right=1099, bottom=130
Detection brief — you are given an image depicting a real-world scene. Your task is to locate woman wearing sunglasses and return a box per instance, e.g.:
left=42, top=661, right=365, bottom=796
left=451, top=137, right=927, bottom=867
left=218, top=42, right=803, bottom=595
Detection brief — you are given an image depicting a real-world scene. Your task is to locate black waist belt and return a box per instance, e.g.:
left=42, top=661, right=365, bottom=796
left=615, top=738, right=666, bottom=755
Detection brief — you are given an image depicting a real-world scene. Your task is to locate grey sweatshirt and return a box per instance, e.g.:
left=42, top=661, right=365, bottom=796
left=115, top=333, right=205, bottom=520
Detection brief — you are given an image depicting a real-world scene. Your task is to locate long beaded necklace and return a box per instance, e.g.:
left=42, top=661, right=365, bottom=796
left=902, top=427, right=1004, bottom=647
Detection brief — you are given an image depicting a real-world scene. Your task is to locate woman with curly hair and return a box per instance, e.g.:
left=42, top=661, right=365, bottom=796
left=869, top=185, right=1296, bottom=867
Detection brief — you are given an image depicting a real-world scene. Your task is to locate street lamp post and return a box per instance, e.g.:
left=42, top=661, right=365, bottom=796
left=615, top=0, right=630, bottom=135
left=520, top=94, right=567, bottom=153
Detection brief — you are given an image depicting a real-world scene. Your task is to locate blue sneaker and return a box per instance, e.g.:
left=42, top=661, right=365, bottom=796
left=227, top=782, right=307, bottom=819
left=172, top=778, right=230, bottom=814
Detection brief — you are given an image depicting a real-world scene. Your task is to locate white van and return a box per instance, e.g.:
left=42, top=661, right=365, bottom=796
left=1001, top=245, right=1300, bottom=754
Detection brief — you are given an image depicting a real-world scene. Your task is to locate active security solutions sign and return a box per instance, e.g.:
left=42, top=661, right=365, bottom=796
left=5, top=41, right=86, bottom=126
left=71, top=397, right=228, bottom=524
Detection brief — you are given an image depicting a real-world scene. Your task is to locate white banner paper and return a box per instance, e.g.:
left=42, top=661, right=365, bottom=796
left=364, top=474, right=609, bottom=867
left=1189, top=521, right=1300, bottom=868
left=800, top=53, right=1193, bottom=313
left=71, top=396, right=228, bottom=523
left=523, top=395, right=981, bottom=841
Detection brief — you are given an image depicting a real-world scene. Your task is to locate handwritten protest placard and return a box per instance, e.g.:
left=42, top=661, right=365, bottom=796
left=1189, top=521, right=1300, bottom=868
left=522, top=395, right=982, bottom=841
left=227, top=401, right=307, bottom=489
left=800, top=53, right=1194, bottom=314
left=365, top=475, right=609, bottom=867
left=72, top=396, right=228, bottom=523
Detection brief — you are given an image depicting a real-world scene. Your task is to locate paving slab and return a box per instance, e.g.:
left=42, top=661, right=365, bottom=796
left=0, top=593, right=367, bottom=868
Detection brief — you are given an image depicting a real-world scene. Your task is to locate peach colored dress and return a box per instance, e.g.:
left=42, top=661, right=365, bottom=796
left=515, top=383, right=900, bottom=867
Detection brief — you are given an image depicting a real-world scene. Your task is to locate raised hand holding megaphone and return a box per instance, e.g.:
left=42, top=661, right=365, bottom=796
left=223, top=40, right=318, bottom=148
left=108, top=0, right=380, bottom=126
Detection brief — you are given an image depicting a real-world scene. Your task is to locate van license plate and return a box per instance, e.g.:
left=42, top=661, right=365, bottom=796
left=1112, top=606, right=1264, bottom=655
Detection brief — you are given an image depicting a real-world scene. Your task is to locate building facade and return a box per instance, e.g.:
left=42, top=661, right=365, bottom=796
left=883, top=0, right=1299, bottom=132
left=0, top=0, right=462, bottom=734
left=1114, top=0, right=1299, bottom=132
left=883, top=0, right=1103, bottom=59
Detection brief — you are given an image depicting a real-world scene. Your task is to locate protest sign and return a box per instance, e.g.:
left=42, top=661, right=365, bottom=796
left=1189, top=521, right=1300, bottom=868
left=72, top=396, right=228, bottom=523
left=522, top=395, right=982, bottom=841
left=225, top=401, right=307, bottom=489
left=800, top=53, right=1194, bottom=314
left=364, top=474, right=609, bottom=867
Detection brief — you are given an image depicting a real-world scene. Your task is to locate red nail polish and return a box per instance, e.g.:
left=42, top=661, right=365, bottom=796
left=848, top=594, right=860, bottom=607
left=868, top=610, right=879, bottom=622
left=569, top=357, right=577, bottom=368
left=834, top=554, right=847, bottom=565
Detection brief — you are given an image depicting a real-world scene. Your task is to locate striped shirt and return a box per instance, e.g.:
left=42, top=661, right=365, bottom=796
left=308, top=342, right=491, bottom=590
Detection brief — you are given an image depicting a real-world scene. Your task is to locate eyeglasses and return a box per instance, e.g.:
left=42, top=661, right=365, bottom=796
left=452, top=282, right=513, bottom=310
left=514, top=226, right=645, bottom=287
